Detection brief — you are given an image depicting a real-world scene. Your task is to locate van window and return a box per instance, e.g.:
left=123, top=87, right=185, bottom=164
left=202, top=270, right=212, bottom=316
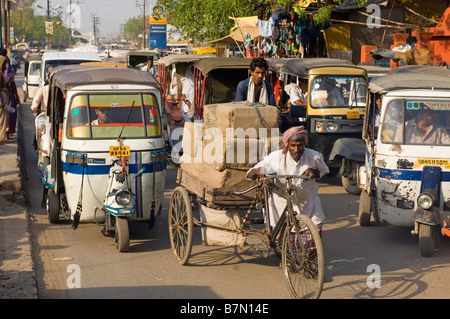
left=381, top=99, right=450, bottom=145
left=30, top=62, right=41, bottom=75
left=66, top=93, right=161, bottom=139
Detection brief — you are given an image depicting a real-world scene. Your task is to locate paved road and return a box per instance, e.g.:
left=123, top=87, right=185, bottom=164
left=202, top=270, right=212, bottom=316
left=15, top=70, right=450, bottom=301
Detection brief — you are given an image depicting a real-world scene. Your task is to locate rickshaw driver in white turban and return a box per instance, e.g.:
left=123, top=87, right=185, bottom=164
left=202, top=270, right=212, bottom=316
left=246, top=126, right=329, bottom=233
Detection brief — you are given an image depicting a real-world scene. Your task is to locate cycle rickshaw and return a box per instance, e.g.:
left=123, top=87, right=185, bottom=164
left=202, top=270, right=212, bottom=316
left=168, top=169, right=325, bottom=299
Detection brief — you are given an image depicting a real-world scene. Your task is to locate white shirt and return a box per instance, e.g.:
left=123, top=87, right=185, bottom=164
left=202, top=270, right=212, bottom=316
left=249, top=149, right=329, bottom=227
left=31, top=85, right=49, bottom=111
left=141, top=64, right=155, bottom=75
left=289, top=86, right=307, bottom=105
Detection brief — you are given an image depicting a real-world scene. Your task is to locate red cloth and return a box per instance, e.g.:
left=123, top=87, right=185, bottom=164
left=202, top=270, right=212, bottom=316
left=282, top=126, right=308, bottom=154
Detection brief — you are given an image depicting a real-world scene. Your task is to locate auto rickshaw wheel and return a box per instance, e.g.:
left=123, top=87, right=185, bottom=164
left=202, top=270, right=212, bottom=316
left=168, top=186, right=193, bottom=265
left=47, top=189, right=60, bottom=223
left=358, top=190, right=371, bottom=226
left=114, top=216, right=130, bottom=252
left=419, top=224, right=440, bottom=257
left=341, top=175, right=361, bottom=195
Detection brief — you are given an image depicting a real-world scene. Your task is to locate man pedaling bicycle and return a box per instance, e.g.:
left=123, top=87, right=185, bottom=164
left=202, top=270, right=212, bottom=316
left=246, top=126, right=329, bottom=236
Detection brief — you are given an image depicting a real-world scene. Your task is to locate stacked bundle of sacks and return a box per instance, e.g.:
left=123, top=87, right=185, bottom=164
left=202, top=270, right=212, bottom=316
left=180, top=101, right=282, bottom=190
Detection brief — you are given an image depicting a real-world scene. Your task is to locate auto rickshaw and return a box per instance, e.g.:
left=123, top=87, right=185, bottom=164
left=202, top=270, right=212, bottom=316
left=157, top=54, right=215, bottom=156
left=126, top=50, right=159, bottom=73
left=280, top=58, right=369, bottom=194
left=22, top=52, right=41, bottom=102
left=358, top=65, right=450, bottom=257
left=37, top=65, right=167, bottom=252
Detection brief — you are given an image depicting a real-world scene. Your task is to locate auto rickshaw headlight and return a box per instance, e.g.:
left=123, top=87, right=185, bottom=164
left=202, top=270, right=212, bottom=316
left=116, top=190, right=132, bottom=206
left=325, top=121, right=338, bottom=132
left=417, top=193, right=434, bottom=210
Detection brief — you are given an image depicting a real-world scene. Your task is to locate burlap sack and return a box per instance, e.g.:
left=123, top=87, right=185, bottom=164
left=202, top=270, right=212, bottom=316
left=199, top=205, right=246, bottom=247
left=179, top=161, right=254, bottom=189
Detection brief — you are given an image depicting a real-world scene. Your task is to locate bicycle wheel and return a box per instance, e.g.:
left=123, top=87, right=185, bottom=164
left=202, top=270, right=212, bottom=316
left=168, top=186, right=193, bottom=265
left=281, top=213, right=325, bottom=299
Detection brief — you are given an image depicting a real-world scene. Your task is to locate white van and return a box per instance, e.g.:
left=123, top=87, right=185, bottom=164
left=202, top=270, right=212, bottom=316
left=40, top=51, right=103, bottom=86
left=22, top=53, right=41, bottom=102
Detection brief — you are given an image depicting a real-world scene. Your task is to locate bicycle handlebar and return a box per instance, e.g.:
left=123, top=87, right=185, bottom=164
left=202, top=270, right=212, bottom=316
left=263, top=174, right=309, bottom=180
left=233, top=174, right=309, bottom=196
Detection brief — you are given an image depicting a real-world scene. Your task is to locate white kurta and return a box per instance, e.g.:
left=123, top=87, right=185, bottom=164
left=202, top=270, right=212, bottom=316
left=249, top=149, right=329, bottom=227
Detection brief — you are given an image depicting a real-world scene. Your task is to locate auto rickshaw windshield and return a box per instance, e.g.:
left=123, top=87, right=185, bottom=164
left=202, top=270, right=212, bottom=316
left=310, top=75, right=367, bottom=108
left=380, top=99, right=450, bottom=145
left=66, top=93, right=162, bottom=139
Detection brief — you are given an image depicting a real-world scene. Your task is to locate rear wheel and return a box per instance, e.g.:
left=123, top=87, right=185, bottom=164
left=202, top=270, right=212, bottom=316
left=281, top=213, right=324, bottom=299
left=114, top=216, right=130, bottom=252
left=168, top=186, right=193, bottom=265
left=341, top=174, right=361, bottom=195
left=47, top=189, right=60, bottom=223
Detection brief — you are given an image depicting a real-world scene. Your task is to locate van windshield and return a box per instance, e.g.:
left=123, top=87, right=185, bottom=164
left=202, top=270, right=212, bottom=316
left=380, top=99, right=450, bottom=145
left=66, top=93, right=161, bottom=139
left=310, top=75, right=367, bottom=108
left=44, top=59, right=99, bottom=78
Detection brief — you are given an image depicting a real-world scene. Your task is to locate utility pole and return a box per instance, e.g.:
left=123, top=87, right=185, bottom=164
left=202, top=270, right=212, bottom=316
left=143, top=0, right=146, bottom=49
left=92, top=14, right=100, bottom=44
left=136, top=0, right=147, bottom=49
left=68, top=0, right=72, bottom=45
left=46, top=0, right=50, bottom=49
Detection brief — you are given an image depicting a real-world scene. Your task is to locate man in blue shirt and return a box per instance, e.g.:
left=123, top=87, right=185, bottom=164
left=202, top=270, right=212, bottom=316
left=235, top=57, right=276, bottom=106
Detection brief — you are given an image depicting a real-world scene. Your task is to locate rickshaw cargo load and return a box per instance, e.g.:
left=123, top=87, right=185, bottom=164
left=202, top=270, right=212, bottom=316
left=203, top=102, right=279, bottom=137
left=199, top=205, right=246, bottom=247
left=179, top=161, right=255, bottom=190
left=181, top=122, right=284, bottom=170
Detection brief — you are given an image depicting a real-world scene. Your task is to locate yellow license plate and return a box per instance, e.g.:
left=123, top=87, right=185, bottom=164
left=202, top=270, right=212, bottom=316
left=347, top=110, right=360, bottom=119
left=109, top=146, right=130, bottom=157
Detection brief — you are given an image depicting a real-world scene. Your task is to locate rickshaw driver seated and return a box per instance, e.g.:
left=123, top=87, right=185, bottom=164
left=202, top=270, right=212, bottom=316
left=235, top=57, right=276, bottom=106
left=288, top=77, right=308, bottom=108
left=394, top=107, right=450, bottom=144
left=246, top=126, right=329, bottom=233
left=91, top=107, right=113, bottom=125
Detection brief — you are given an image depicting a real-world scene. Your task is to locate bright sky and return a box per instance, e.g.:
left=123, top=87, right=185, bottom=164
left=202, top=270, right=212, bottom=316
left=35, top=0, right=157, bottom=37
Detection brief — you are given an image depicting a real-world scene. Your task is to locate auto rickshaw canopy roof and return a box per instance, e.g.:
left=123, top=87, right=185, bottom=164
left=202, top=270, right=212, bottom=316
left=126, top=50, right=159, bottom=57
left=266, top=58, right=298, bottom=73
left=282, top=58, right=357, bottom=77
left=369, top=65, right=450, bottom=93
left=50, top=64, right=160, bottom=91
left=158, top=54, right=215, bottom=68
left=194, top=57, right=278, bottom=76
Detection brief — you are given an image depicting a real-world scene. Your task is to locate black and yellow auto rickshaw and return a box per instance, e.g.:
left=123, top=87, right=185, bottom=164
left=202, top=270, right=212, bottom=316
left=280, top=58, right=369, bottom=194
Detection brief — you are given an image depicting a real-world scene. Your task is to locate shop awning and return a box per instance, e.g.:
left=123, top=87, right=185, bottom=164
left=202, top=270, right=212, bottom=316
left=208, top=26, right=260, bottom=44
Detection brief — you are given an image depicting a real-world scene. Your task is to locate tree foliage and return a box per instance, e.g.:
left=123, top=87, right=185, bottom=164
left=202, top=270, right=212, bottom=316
left=155, top=0, right=257, bottom=42
left=10, top=0, right=72, bottom=45
left=152, top=0, right=368, bottom=43
left=124, top=16, right=144, bottom=43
